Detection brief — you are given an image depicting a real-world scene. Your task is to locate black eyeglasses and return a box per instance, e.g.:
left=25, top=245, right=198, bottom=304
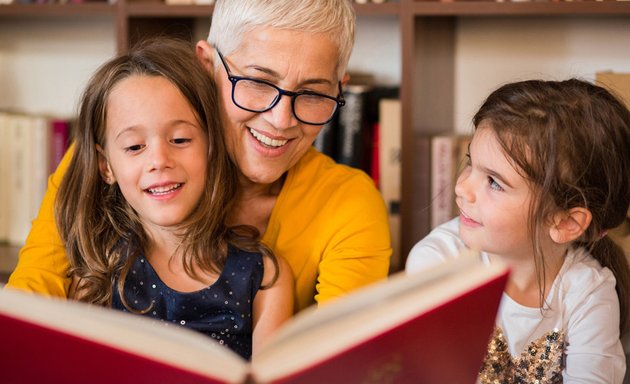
left=216, top=48, right=345, bottom=126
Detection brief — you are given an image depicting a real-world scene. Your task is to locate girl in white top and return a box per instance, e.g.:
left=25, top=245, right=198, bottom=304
left=406, top=79, right=630, bottom=383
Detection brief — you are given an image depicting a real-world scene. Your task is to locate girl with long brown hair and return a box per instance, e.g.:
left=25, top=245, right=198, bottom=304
left=55, top=37, right=293, bottom=360
left=408, top=78, right=630, bottom=383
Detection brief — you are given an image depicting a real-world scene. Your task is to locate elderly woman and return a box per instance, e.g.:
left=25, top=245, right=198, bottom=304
left=7, top=0, right=391, bottom=313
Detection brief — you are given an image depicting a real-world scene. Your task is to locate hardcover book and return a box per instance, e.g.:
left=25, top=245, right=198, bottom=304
left=0, top=252, right=508, bottom=384
left=430, top=134, right=471, bottom=229
left=378, top=98, right=402, bottom=270
left=336, top=85, right=399, bottom=174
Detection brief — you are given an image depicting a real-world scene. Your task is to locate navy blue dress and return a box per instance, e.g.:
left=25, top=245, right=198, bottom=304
left=112, top=247, right=264, bottom=360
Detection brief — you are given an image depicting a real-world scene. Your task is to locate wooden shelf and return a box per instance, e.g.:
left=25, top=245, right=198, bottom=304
left=125, top=3, right=213, bottom=17
left=3, top=1, right=630, bottom=18
left=123, top=2, right=402, bottom=17
left=0, top=245, right=19, bottom=283
left=408, top=1, right=630, bottom=16
left=0, top=3, right=116, bottom=17
left=355, top=2, right=401, bottom=15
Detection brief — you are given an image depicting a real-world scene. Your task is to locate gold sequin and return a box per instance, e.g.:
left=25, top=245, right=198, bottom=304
left=479, top=327, right=565, bottom=384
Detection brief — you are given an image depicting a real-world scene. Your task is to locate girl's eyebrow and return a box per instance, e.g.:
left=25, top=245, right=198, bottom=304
left=114, top=125, right=141, bottom=141
left=113, top=119, right=198, bottom=141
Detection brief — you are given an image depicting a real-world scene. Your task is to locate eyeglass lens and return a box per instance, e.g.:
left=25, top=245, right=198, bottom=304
left=232, top=79, right=339, bottom=125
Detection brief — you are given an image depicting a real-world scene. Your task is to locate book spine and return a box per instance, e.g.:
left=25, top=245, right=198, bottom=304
left=50, top=119, right=70, bottom=175
left=430, top=135, right=456, bottom=229
left=378, top=98, right=402, bottom=271
left=596, top=71, right=630, bottom=109
left=7, top=115, right=33, bottom=246
left=370, top=120, right=380, bottom=187
left=165, top=0, right=195, bottom=4
left=336, top=85, right=371, bottom=172
left=406, top=136, right=432, bottom=257
left=30, top=116, right=51, bottom=222
left=452, top=135, right=471, bottom=218
left=0, top=113, right=9, bottom=243
left=313, top=116, right=338, bottom=161
left=1, top=113, right=56, bottom=246
left=336, top=85, right=400, bottom=176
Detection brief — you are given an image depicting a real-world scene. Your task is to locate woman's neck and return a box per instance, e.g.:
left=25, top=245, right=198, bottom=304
left=229, top=172, right=286, bottom=233
left=237, top=171, right=285, bottom=199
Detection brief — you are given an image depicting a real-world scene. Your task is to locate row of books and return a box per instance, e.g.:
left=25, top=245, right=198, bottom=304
left=0, top=112, right=71, bottom=246
left=164, top=0, right=214, bottom=4
left=310, top=80, right=402, bottom=268
left=163, top=0, right=392, bottom=4
left=406, top=71, right=630, bottom=265
left=323, top=80, right=470, bottom=271
left=374, top=98, right=471, bottom=271
left=353, top=0, right=393, bottom=3
left=314, top=81, right=399, bottom=180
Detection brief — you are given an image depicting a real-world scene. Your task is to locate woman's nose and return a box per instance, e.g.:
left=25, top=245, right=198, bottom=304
left=265, top=94, right=298, bottom=131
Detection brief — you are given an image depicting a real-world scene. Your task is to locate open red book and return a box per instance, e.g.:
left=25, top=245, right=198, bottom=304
left=0, top=251, right=507, bottom=384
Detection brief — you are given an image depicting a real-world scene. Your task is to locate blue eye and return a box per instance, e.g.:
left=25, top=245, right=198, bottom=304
left=488, top=176, right=503, bottom=191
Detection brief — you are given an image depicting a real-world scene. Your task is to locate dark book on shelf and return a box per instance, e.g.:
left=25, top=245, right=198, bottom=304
left=50, top=119, right=71, bottom=175
left=336, top=85, right=399, bottom=174
left=312, top=114, right=338, bottom=161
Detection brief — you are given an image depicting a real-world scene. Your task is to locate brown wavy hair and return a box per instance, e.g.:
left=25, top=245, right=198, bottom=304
left=55, top=37, right=277, bottom=308
left=473, top=78, right=630, bottom=332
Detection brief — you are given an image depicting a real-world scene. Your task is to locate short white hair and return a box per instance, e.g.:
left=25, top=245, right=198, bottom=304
left=207, top=0, right=355, bottom=80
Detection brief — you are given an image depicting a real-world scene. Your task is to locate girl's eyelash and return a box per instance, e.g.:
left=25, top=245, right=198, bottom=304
left=173, top=138, right=192, bottom=144
left=488, top=176, right=503, bottom=191
left=125, top=144, right=144, bottom=152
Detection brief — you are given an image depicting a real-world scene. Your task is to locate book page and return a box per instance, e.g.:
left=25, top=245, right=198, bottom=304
left=251, top=251, right=506, bottom=382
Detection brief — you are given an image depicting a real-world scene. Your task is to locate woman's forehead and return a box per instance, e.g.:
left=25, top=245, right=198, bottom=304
left=229, top=27, right=340, bottom=82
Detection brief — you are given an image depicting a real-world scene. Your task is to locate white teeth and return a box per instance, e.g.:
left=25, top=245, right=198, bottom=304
left=148, top=183, right=181, bottom=195
left=249, top=128, right=288, bottom=147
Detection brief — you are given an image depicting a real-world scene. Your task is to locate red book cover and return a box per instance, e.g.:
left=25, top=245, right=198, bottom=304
left=49, top=119, right=70, bottom=175
left=0, top=252, right=507, bottom=384
left=370, top=120, right=380, bottom=187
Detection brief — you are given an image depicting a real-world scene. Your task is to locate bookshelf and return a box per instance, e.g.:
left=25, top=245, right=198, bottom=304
left=397, top=1, right=630, bottom=258
left=0, top=245, right=19, bottom=283
left=2, top=0, right=630, bottom=271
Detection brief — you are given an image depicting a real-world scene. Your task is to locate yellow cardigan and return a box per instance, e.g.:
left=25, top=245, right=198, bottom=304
left=8, top=146, right=391, bottom=312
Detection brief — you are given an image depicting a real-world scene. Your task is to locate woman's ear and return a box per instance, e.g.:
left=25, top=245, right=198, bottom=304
left=341, top=73, right=350, bottom=87
left=549, top=207, right=592, bottom=244
left=96, top=144, right=115, bottom=185
left=195, top=40, right=216, bottom=74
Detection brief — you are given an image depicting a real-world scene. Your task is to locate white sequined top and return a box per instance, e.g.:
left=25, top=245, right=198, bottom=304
left=406, top=218, right=626, bottom=384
